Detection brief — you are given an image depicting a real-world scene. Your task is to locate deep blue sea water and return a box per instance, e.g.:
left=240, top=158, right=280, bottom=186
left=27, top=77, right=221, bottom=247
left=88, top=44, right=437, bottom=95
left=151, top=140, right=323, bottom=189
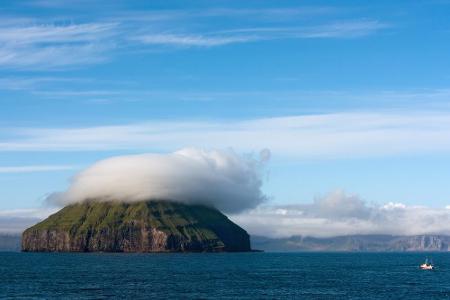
left=1, top=252, right=449, bottom=299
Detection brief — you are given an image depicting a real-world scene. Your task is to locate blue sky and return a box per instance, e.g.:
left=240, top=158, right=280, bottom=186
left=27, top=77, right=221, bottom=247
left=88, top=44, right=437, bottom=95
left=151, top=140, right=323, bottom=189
left=2, top=0, right=450, bottom=216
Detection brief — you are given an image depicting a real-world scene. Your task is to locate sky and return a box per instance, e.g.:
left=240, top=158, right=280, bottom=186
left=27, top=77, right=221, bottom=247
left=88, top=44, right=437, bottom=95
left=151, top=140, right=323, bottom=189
left=1, top=0, right=450, bottom=236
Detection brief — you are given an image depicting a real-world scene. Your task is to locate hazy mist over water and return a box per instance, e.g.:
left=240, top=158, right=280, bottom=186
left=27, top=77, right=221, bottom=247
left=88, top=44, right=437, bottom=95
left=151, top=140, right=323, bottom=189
left=1, top=252, right=449, bottom=299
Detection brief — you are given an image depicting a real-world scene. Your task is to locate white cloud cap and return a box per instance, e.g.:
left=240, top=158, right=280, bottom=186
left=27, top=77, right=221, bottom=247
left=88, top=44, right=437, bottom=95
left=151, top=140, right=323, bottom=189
left=48, top=148, right=269, bottom=213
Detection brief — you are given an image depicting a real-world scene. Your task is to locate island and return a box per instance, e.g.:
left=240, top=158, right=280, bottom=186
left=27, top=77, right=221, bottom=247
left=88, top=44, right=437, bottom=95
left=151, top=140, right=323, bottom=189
left=22, top=200, right=251, bottom=252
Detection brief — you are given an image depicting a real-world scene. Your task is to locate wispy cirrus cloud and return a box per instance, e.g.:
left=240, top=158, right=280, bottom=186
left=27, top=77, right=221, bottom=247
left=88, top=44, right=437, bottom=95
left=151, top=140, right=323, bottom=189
left=0, top=22, right=116, bottom=44
left=2, top=112, right=450, bottom=159
left=0, top=4, right=390, bottom=69
left=15, top=86, right=445, bottom=109
left=135, top=20, right=388, bottom=47
left=134, top=34, right=255, bottom=47
left=0, top=76, right=96, bottom=91
left=294, top=20, right=388, bottom=38
left=0, top=21, right=116, bottom=69
left=0, top=165, right=76, bottom=173
left=0, top=43, right=110, bottom=69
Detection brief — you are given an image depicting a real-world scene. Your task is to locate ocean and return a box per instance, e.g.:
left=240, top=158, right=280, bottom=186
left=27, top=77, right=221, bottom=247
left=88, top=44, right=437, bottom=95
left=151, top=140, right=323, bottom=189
left=1, top=252, right=449, bottom=299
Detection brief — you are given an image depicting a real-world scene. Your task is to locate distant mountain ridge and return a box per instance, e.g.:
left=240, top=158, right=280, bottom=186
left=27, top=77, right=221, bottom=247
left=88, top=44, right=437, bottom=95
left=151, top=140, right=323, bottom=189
left=0, top=234, right=21, bottom=251
left=252, top=235, right=450, bottom=252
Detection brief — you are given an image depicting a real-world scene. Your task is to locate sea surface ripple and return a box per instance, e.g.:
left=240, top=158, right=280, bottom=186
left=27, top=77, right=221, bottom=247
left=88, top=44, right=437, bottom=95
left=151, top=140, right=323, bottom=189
left=1, top=252, right=449, bottom=299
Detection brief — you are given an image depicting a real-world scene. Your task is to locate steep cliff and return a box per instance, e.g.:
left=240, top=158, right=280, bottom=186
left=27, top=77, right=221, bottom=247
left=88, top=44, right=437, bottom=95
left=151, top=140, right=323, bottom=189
left=22, top=201, right=251, bottom=252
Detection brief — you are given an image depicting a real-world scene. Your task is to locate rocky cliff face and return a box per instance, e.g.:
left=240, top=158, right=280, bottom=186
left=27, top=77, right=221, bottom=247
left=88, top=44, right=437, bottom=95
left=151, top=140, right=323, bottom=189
left=22, top=201, right=251, bottom=252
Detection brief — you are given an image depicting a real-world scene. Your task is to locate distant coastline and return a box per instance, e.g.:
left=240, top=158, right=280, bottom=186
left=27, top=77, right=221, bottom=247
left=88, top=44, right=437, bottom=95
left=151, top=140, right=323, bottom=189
left=0, top=234, right=21, bottom=252
left=251, top=234, right=450, bottom=252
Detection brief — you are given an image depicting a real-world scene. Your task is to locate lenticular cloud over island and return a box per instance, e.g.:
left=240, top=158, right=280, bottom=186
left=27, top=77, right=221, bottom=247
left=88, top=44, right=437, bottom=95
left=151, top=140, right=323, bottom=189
left=48, top=148, right=269, bottom=213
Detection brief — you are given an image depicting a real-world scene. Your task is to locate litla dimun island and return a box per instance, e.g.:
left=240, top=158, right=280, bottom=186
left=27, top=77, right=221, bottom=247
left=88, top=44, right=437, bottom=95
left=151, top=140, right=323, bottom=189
left=22, top=200, right=251, bottom=252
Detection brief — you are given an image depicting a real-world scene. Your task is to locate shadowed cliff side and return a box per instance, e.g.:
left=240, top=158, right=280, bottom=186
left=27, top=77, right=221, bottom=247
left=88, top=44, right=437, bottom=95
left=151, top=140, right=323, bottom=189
left=22, top=200, right=251, bottom=252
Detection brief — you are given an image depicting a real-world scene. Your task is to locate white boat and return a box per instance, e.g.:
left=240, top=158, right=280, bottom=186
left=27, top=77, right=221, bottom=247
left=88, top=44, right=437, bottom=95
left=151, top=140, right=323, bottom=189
left=420, top=258, right=433, bottom=270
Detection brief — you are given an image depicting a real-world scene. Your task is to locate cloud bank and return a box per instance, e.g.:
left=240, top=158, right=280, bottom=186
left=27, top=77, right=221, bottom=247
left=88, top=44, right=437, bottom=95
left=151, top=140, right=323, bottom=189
left=48, top=148, right=269, bottom=213
left=231, top=190, right=450, bottom=238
